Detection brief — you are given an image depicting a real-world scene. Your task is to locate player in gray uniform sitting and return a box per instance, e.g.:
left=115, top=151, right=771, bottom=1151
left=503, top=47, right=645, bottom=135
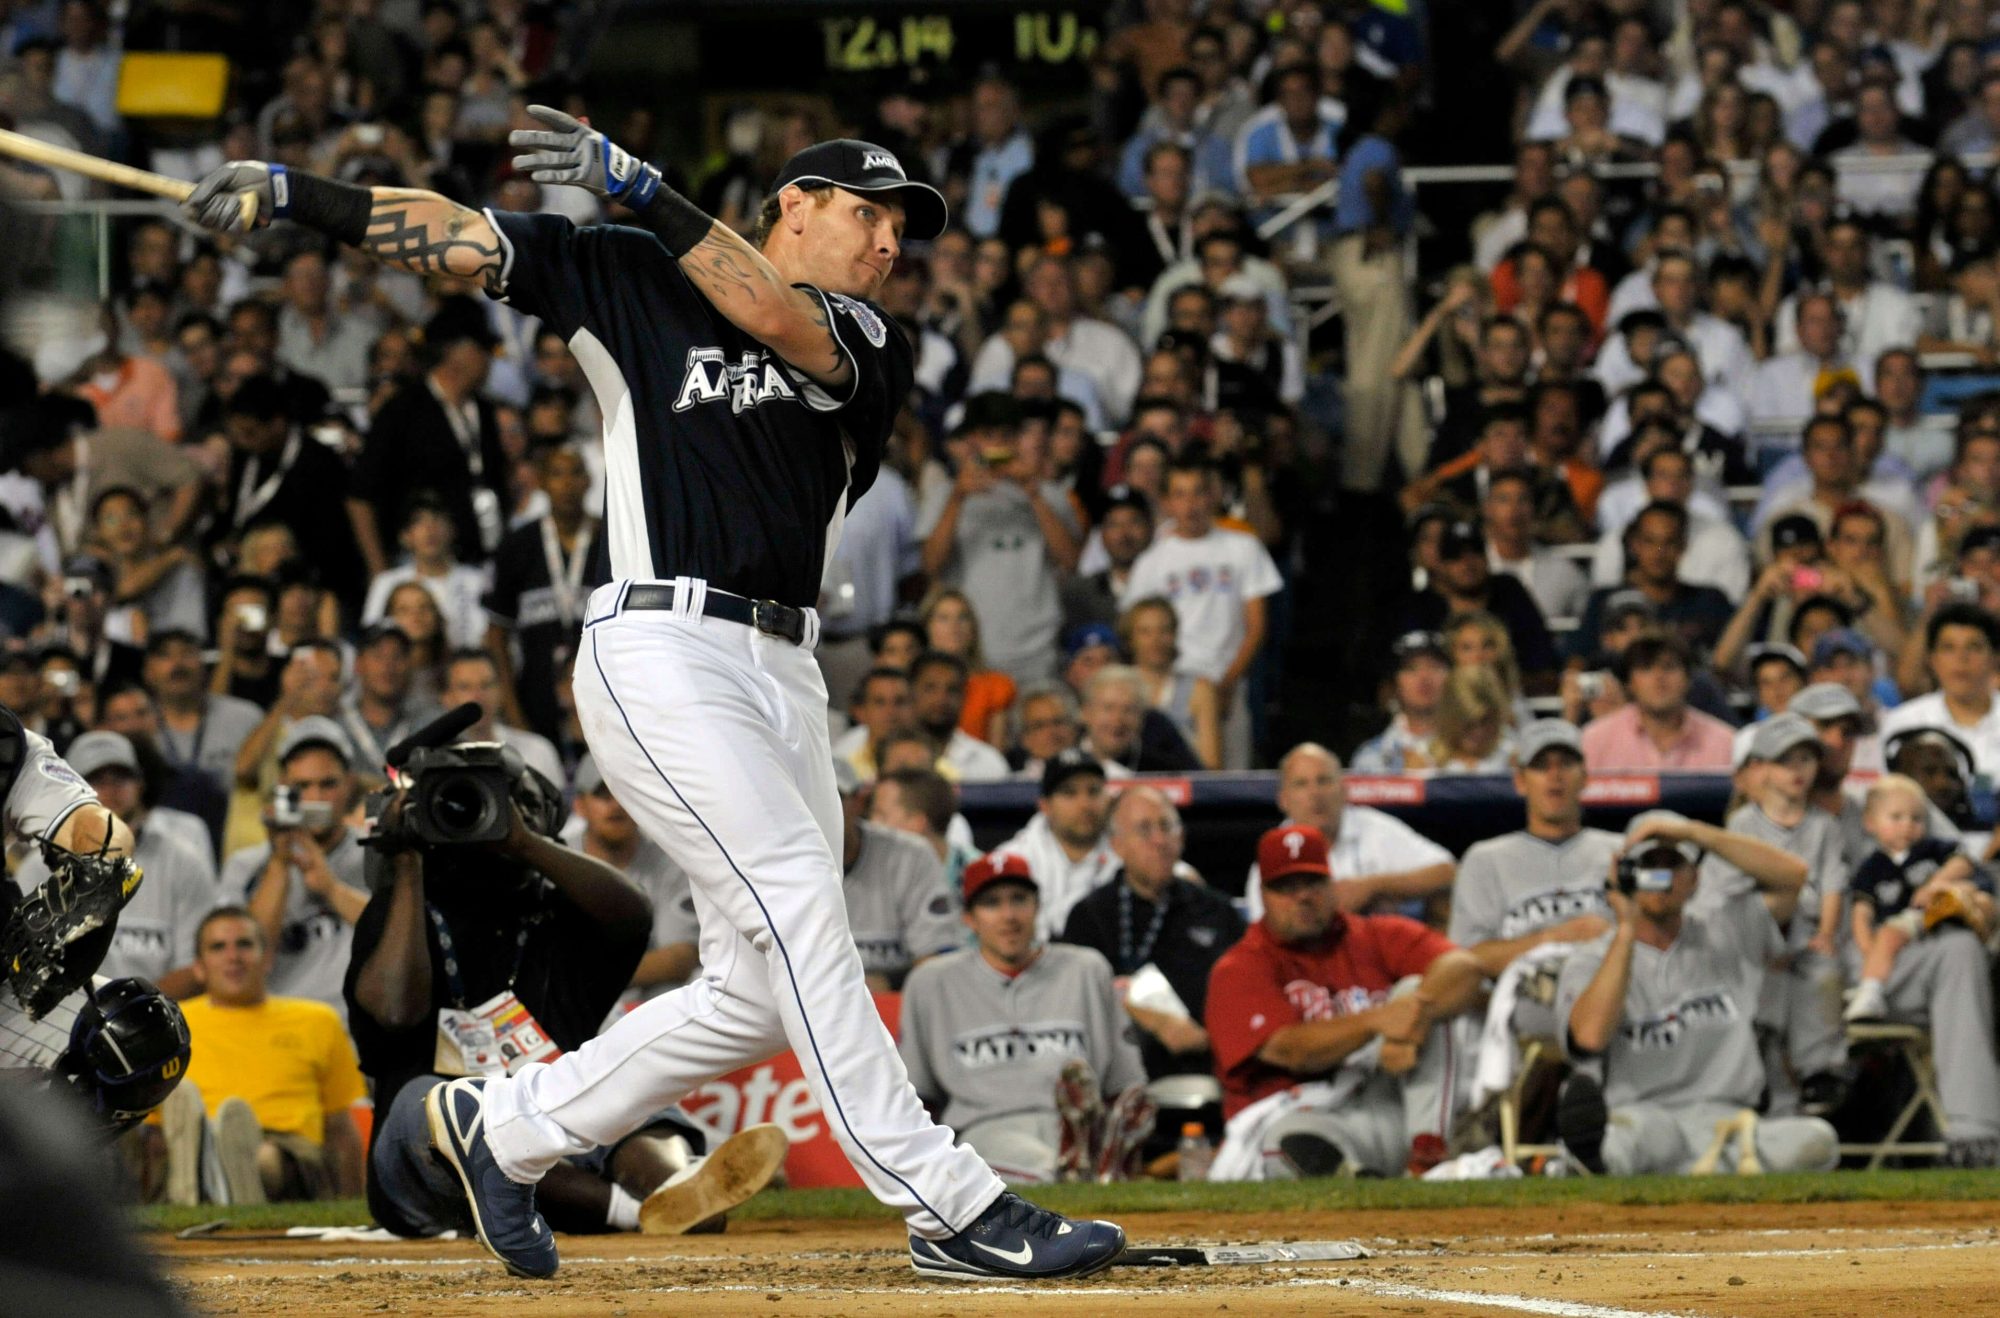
left=1449, top=720, right=1618, bottom=1039
left=1702, top=713, right=1850, bottom=1117
left=832, top=758, right=965, bottom=988
left=898, top=852, right=1151, bottom=1184
left=1556, top=812, right=1838, bottom=1176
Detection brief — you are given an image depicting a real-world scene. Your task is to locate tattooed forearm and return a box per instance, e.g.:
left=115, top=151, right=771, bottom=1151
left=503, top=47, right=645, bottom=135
left=683, top=227, right=773, bottom=304
left=362, top=199, right=504, bottom=291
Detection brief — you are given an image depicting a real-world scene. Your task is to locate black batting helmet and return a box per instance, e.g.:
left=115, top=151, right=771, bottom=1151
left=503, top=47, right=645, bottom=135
left=58, top=977, right=191, bottom=1133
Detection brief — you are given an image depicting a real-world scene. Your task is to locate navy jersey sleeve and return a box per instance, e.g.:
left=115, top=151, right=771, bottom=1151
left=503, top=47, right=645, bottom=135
left=1849, top=851, right=1894, bottom=903
left=789, top=286, right=912, bottom=504
left=485, top=209, right=671, bottom=340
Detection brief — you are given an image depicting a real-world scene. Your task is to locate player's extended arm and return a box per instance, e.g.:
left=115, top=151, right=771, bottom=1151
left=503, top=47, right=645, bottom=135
left=1567, top=903, right=1638, bottom=1055
left=351, top=849, right=435, bottom=1029
left=505, top=106, right=857, bottom=390
left=48, top=803, right=134, bottom=861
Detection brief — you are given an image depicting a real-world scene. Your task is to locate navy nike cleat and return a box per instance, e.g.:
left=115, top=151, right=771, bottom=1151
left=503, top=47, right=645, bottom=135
left=909, top=1191, right=1125, bottom=1282
left=425, top=1077, right=559, bottom=1279
left=1557, top=1072, right=1610, bottom=1175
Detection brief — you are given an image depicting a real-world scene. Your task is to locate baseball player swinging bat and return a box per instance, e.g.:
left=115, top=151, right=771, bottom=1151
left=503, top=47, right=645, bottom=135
left=176, top=109, right=1127, bottom=1283
left=0, top=127, right=258, bottom=229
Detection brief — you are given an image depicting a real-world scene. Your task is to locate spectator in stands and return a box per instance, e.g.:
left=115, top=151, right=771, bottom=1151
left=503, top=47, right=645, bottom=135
left=205, top=576, right=280, bottom=711
left=1756, top=406, right=1922, bottom=558
left=1581, top=631, right=1735, bottom=772
left=1121, top=454, right=1280, bottom=767
left=1449, top=719, right=1616, bottom=1024
left=1061, top=785, right=1243, bottom=1079
left=51, top=553, right=141, bottom=691
left=1425, top=666, right=1515, bottom=774
left=1446, top=610, right=1531, bottom=724
left=1572, top=502, right=1735, bottom=661
left=12, top=730, right=216, bottom=997
left=1397, top=517, right=1559, bottom=692
left=1882, top=603, right=2000, bottom=777
left=1120, top=596, right=1221, bottom=769
left=1733, top=643, right=1810, bottom=754
left=899, top=852, right=1151, bottom=1184
left=908, top=651, right=1010, bottom=782
left=1874, top=349, right=1945, bottom=479
left=1234, top=63, right=1342, bottom=214
left=1206, top=823, right=1484, bottom=1179
left=1062, top=486, right=1153, bottom=633
left=1079, top=664, right=1202, bottom=773
left=919, top=590, right=1014, bottom=749
left=1554, top=813, right=1835, bottom=1177
left=869, top=766, right=977, bottom=894
left=919, top=393, right=1080, bottom=684
left=1590, top=449, right=1751, bottom=601
left=1602, top=251, right=1754, bottom=403
left=338, top=621, right=441, bottom=774
left=564, top=755, right=697, bottom=1002
left=1776, top=218, right=1920, bottom=389
left=275, top=249, right=380, bottom=395
left=215, top=375, right=368, bottom=607
left=835, top=667, right=915, bottom=781
left=952, top=75, right=1035, bottom=241
left=995, top=748, right=1120, bottom=938
left=222, top=716, right=368, bottom=1017
left=440, top=648, right=565, bottom=791
left=351, top=307, right=508, bottom=575
left=1748, top=293, right=1850, bottom=429
left=176, top=907, right=366, bottom=1203
left=360, top=496, right=489, bottom=654
left=1005, top=680, right=1082, bottom=780
left=230, top=638, right=345, bottom=792
left=829, top=759, right=962, bottom=991
left=1939, top=69, right=2000, bottom=158
left=1404, top=400, right=1539, bottom=523
left=1352, top=631, right=1451, bottom=773
left=1484, top=468, right=1589, bottom=624
left=88, top=486, right=204, bottom=643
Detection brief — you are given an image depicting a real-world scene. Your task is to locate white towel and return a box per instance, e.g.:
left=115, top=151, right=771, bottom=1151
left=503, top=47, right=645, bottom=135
left=1470, top=942, right=1578, bottom=1108
left=1208, top=1062, right=1373, bottom=1182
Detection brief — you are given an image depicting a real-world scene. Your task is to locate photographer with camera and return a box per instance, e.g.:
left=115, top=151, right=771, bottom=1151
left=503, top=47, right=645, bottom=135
left=220, top=716, right=368, bottom=1016
left=347, top=713, right=786, bottom=1238
left=1555, top=811, right=1834, bottom=1177
left=50, top=555, right=144, bottom=692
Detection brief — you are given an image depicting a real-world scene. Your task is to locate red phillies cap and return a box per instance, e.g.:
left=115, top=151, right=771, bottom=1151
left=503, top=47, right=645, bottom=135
left=962, top=851, right=1037, bottom=904
left=1257, top=824, right=1332, bottom=882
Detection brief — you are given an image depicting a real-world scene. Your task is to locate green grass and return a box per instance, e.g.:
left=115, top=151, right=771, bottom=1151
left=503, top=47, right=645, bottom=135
left=136, top=1168, right=2000, bottom=1235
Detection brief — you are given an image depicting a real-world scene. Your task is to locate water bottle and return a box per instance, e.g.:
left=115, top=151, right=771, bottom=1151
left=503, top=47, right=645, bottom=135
left=1177, top=1121, right=1213, bottom=1183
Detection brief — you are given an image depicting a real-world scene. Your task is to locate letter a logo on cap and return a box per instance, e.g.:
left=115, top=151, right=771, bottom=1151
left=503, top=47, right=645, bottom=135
left=862, top=149, right=903, bottom=176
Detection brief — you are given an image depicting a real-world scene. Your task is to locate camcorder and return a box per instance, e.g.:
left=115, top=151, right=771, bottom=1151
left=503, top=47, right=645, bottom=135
left=270, top=784, right=335, bottom=832
left=369, top=742, right=524, bottom=850
left=363, top=703, right=536, bottom=852
left=1615, top=852, right=1680, bottom=896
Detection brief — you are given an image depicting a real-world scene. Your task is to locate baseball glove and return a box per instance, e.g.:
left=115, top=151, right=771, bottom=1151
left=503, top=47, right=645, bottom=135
left=2, top=838, right=141, bottom=1020
left=1923, top=885, right=1976, bottom=935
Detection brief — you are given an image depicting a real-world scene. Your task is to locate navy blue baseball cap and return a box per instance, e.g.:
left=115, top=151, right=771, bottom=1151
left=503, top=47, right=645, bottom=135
left=770, top=139, right=949, bottom=241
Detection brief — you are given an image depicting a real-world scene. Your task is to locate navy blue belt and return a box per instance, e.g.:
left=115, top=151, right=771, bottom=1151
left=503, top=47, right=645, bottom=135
left=622, top=583, right=808, bottom=645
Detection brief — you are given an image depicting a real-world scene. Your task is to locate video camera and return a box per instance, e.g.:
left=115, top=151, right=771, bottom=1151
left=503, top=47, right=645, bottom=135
left=364, top=703, right=547, bottom=852
left=1614, top=852, right=1680, bottom=896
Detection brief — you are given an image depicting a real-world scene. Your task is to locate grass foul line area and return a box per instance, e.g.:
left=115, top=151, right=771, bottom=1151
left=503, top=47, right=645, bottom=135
left=136, top=1167, right=2000, bottom=1234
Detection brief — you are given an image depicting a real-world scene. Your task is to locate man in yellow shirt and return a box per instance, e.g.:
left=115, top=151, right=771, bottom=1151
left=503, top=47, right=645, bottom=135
left=176, top=906, right=365, bottom=1202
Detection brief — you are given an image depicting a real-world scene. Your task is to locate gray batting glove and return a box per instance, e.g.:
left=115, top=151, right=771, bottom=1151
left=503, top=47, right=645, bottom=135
left=509, top=104, right=662, bottom=208
left=182, top=160, right=274, bottom=234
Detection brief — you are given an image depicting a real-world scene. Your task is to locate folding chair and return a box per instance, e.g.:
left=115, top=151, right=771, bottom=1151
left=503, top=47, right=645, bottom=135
left=1839, top=1022, right=1949, bottom=1169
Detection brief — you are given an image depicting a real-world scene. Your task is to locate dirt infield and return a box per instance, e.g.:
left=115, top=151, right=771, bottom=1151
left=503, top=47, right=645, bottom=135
left=160, top=1198, right=2000, bottom=1316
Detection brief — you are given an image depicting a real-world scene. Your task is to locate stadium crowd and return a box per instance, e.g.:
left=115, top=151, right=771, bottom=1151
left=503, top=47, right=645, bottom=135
left=2, top=0, right=2000, bottom=1207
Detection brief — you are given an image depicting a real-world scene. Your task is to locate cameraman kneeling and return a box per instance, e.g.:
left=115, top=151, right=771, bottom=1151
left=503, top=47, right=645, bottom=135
left=347, top=746, right=783, bottom=1238
left=1555, top=812, right=1838, bottom=1176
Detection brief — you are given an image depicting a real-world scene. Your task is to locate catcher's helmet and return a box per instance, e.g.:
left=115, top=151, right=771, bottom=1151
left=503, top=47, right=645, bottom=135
left=59, top=977, right=191, bottom=1132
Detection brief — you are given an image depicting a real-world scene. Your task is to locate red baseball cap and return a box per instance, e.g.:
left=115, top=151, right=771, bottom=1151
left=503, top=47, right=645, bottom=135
left=1258, top=824, right=1332, bottom=882
left=963, top=851, right=1037, bottom=904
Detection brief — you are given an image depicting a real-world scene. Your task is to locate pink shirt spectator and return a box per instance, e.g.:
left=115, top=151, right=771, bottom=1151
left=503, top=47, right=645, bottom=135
left=1579, top=704, right=1736, bottom=771
left=78, top=356, right=182, bottom=444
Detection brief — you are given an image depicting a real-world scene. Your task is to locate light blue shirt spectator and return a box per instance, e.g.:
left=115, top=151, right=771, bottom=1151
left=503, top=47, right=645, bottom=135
left=1333, top=134, right=1412, bottom=237
left=965, top=130, right=1034, bottom=240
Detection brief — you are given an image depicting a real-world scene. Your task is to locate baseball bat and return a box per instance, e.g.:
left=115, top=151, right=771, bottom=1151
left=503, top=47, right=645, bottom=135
left=0, top=127, right=258, bottom=229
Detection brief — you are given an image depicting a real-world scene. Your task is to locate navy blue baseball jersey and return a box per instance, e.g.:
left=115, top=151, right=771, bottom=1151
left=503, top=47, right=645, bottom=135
left=485, top=209, right=903, bottom=606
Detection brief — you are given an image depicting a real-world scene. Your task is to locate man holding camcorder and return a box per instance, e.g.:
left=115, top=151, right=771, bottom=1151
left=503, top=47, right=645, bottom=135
left=347, top=710, right=786, bottom=1239
left=219, top=715, right=368, bottom=1018
left=1554, top=811, right=1837, bottom=1177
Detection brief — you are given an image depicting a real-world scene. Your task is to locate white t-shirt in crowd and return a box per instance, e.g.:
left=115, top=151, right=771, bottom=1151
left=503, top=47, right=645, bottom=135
left=363, top=562, right=493, bottom=650
left=1120, top=525, right=1282, bottom=681
left=1242, top=804, right=1454, bottom=921
left=1880, top=692, right=2000, bottom=779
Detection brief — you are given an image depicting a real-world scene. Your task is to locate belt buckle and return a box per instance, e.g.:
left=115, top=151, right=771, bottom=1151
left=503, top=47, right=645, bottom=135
left=751, top=599, right=797, bottom=643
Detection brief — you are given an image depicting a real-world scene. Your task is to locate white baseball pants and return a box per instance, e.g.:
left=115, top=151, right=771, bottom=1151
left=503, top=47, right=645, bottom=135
left=481, top=581, right=1005, bottom=1239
